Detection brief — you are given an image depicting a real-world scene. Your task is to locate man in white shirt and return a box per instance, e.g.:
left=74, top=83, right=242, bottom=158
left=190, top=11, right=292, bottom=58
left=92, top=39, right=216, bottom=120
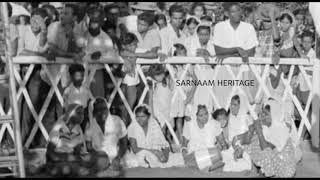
left=134, top=12, right=161, bottom=52
left=18, top=8, right=51, bottom=144
left=76, top=8, right=117, bottom=98
left=213, top=2, right=258, bottom=62
left=213, top=2, right=259, bottom=105
left=118, top=2, right=159, bottom=35
left=159, top=4, right=187, bottom=57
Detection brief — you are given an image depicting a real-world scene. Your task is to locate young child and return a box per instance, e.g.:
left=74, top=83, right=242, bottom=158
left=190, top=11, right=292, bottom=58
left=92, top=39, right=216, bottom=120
left=63, top=64, right=94, bottom=131
left=120, top=32, right=162, bottom=124
left=147, top=64, right=174, bottom=144
left=213, top=108, right=253, bottom=173
left=170, top=44, right=197, bottom=144
left=300, top=31, right=316, bottom=60
left=120, top=32, right=140, bottom=112
left=46, top=104, right=89, bottom=177
left=213, top=108, right=229, bottom=151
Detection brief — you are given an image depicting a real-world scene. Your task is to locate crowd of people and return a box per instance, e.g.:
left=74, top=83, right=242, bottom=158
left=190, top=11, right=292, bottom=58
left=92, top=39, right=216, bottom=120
left=0, top=1, right=317, bottom=177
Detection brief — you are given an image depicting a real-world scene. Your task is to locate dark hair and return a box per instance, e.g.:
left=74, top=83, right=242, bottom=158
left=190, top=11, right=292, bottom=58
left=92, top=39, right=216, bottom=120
left=31, top=8, right=48, bottom=19
left=7, top=3, right=12, bottom=17
left=148, top=64, right=169, bottom=86
left=196, top=105, right=208, bottom=115
left=190, top=2, right=207, bottom=16
left=212, top=108, right=228, bottom=119
left=301, top=31, right=315, bottom=42
left=138, top=12, right=155, bottom=26
left=186, top=17, right=199, bottom=26
left=155, top=14, right=167, bottom=24
left=41, top=4, right=59, bottom=22
left=102, top=19, right=117, bottom=32
left=157, top=2, right=166, bottom=11
left=293, top=9, right=305, bottom=17
left=280, top=13, right=293, bottom=24
left=169, top=4, right=185, bottom=17
left=93, top=98, right=108, bottom=115
left=197, top=25, right=211, bottom=34
left=135, top=106, right=151, bottom=117
left=18, top=15, right=30, bottom=25
left=231, top=95, right=240, bottom=104
left=65, top=3, right=79, bottom=17
left=264, top=104, right=271, bottom=112
left=222, top=2, right=240, bottom=12
left=119, top=32, right=138, bottom=46
left=200, top=15, right=213, bottom=22
left=90, top=7, right=105, bottom=25
left=69, top=64, right=85, bottom=76
left=173, top=43, right=187, bottom=56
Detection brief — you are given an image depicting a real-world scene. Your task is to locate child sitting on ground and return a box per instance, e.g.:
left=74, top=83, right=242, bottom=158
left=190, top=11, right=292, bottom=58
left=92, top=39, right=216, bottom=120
left=45, top=104, right=89, bottom=177
left=213, top=108, right=252, bottom=173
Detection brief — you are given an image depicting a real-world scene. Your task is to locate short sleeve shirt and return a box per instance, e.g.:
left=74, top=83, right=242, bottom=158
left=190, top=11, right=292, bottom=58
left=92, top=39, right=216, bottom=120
left=213, top=20, right=258, bottom=50
left=134, top=28, right=161, bottom=50
left=63, top=84, right=93, bottom=108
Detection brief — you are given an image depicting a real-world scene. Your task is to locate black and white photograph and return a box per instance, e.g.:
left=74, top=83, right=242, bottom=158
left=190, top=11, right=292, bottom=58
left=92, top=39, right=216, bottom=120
left=0, top=1, right=320, bottom=178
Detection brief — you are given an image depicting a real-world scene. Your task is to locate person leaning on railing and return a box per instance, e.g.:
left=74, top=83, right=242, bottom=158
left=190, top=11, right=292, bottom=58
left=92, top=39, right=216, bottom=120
left=17, top=8, right=53, bottom=146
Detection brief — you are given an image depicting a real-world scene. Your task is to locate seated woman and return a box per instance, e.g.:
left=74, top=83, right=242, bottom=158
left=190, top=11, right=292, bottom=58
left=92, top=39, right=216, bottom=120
left=46, top=104, right=89, bottom=177
left=85, top=97, right=128, bottom=177
left=213, top=108, right=252, bottom=173
left=181, top=105, right=224, bottom=172
left=237, top=98, right=302, bottom=177
left=124, top=104, right=184, bottom=168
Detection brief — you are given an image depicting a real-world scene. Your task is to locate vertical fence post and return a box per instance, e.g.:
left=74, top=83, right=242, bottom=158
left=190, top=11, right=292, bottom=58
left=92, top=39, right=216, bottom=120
left=1, top=2, right=26, bottom=177
left=311, top=59, right=320, bottom=148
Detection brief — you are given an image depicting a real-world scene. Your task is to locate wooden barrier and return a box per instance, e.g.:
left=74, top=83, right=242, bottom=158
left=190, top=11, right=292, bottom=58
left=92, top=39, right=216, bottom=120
left=0, top=55, right=318, bottom=149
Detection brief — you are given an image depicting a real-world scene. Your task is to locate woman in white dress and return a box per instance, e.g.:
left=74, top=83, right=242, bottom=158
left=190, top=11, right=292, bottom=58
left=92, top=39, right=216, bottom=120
left=124, top=104, right=184, bottom=168
left=182, top=105, right=224, bottom=172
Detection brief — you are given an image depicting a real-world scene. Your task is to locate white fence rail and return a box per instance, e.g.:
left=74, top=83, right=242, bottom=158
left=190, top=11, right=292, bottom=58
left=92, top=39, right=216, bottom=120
left=0, top=55, right=319, bottom=149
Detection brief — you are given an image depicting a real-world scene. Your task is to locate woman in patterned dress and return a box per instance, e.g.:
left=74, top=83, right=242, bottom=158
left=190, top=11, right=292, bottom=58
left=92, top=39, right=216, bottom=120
left=234, top=98, right=302, bottom=177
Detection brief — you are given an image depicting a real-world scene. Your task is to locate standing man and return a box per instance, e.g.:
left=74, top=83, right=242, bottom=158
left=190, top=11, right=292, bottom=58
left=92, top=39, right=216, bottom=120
left=42, top=4, right=84, bottom=144
left=213, top=2, right=259, bottom=108
left=76, top=7, right=117, bottom=98
left=159, top=4, right=187, bottom=57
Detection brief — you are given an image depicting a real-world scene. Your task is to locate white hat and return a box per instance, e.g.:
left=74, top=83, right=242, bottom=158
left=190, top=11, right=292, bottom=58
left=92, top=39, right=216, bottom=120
left=9, top=2, right=30, bottom=17
left=49, top=2, right=63, bottom=9
left=130, top=2, right=159, bottom=11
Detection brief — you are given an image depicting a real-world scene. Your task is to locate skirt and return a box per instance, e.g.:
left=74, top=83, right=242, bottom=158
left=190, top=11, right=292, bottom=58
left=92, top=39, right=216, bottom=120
left=244, top=135, right=298, bottom=177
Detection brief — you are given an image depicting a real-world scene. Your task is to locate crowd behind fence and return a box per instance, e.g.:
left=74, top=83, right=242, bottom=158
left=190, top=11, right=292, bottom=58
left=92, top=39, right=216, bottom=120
left=0, top=55, right=318, bottom=149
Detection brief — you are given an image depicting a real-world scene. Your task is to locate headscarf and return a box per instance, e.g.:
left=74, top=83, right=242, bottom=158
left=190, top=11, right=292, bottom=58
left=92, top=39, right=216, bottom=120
left=87, top=97, right=125, bottom=162
left=262, top=98, right=291, bottom=151
left=128, top=104, right=169, bottom=151
left=88, top=96, right=108, bottom=127
left=228, top=93, right=253, bottom=141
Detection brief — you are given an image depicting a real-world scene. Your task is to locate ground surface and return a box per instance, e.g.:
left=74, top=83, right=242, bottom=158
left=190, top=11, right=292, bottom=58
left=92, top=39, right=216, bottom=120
left=23, top=140, right=320, bottom=178
left=122, top=151, right=320, bottom=178
left=120, top=140, right=320, bottom=178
